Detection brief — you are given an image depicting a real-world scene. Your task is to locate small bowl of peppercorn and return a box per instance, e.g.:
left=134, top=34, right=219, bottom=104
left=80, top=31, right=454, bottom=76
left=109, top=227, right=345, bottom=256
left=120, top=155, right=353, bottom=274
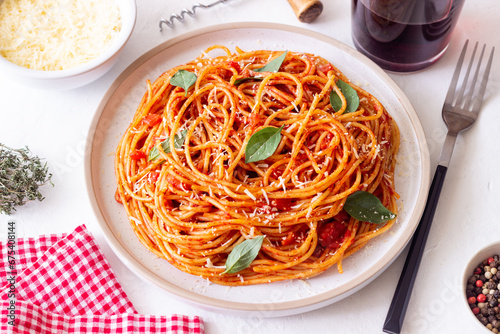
left=463, top=241, right=500, bottom=333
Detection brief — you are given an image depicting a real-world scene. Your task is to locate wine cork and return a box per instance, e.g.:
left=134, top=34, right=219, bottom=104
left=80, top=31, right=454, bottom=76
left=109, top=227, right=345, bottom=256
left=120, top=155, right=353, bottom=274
left=287, top=0, right=323, bottom=23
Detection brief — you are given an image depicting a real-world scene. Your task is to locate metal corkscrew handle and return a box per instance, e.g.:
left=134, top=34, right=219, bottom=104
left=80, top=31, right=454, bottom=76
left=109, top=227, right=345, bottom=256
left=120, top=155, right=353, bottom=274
left=159, top=0, right=229, bottom=31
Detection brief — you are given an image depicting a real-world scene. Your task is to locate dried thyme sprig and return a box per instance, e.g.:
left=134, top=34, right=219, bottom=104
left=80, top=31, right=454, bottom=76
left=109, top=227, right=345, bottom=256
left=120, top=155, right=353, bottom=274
left=0, top=143, right=53, bottom=215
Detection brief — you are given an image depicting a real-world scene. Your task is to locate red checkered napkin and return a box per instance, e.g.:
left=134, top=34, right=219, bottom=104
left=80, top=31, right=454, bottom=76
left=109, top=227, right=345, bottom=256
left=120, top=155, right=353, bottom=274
left=1, top=225, right=204, bottom=333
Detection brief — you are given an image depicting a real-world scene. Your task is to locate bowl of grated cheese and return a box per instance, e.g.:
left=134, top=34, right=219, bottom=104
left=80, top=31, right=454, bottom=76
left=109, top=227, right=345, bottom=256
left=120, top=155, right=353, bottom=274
left=0, top=0, right=136, bottom=90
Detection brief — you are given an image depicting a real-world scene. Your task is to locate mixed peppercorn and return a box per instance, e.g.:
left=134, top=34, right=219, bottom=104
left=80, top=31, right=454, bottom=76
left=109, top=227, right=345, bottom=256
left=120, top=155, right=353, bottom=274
left=466, top=254, right=500, bottom=332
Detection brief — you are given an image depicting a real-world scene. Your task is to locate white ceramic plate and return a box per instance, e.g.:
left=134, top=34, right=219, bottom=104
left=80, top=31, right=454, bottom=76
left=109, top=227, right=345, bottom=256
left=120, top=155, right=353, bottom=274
left=85, top=22, right=430, bottom=317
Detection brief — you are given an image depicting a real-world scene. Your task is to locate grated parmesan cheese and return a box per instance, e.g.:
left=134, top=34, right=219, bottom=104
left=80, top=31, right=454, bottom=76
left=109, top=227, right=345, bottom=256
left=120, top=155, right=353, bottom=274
left=244, top=189, right=256, bottom=201
left=261, top=189, right=269, bottom=205
left=278, top=176, right=287, bottom=192
left=0, top=0, right=121, bottom=71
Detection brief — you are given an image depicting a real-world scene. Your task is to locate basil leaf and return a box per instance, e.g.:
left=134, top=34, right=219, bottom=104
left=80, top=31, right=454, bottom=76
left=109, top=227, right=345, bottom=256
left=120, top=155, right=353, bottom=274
left=253, top=51, right=288, bottom=73
left=245, top=125, right=284, bottom=163
left=170, top=70, right=197, bottom=96
left=234, top=76, right=264, bottom=85
left=344, top=191, right=396, bottom=224
left=148, top=129, right=188, bottom=161
left=223, top=235, right=264, bottom=274
left=329, top=79, right=360, bottom=113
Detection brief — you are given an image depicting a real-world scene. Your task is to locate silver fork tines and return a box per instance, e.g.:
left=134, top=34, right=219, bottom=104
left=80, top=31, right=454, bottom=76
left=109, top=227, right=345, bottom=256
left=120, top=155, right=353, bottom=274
left=439, top=40, right=495, bottom=166
left=445, top=40, right=494, bottom=122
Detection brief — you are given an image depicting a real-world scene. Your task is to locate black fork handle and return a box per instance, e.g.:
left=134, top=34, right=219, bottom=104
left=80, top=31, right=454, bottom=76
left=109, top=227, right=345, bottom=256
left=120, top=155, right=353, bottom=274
left=383, top=164, right=448, bottom=334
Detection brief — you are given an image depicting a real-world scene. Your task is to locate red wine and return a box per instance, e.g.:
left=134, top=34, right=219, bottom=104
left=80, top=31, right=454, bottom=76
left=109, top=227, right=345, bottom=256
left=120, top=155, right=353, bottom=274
left=351, top=0, right=465, bottom=72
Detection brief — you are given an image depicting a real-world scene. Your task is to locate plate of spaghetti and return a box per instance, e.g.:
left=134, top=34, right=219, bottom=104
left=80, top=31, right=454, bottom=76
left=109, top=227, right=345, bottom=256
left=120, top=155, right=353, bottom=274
left=86, top=23, right=430, bottom=316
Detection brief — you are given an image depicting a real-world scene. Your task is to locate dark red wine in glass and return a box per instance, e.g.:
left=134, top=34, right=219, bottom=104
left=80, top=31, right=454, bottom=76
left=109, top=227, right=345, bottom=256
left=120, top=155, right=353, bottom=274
left=351, top=0, right=465, bottom=72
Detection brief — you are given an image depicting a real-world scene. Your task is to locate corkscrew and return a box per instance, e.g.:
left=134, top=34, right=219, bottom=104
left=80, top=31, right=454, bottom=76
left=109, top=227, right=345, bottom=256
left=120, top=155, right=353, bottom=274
left=159, top=0, right=229, bottom=31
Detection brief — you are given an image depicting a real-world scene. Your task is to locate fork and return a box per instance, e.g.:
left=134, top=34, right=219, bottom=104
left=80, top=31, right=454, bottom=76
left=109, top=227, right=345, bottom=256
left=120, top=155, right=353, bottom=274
left=383, top=40, right=495, bottom=334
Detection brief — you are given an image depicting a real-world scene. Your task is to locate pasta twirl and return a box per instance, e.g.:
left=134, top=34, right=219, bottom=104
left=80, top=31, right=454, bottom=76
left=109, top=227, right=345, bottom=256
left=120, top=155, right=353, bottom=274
left=115, top=46, right=400, bottom=286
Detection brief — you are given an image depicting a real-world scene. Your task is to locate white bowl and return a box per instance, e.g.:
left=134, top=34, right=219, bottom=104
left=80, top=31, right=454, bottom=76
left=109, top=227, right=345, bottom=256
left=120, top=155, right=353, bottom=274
left=0, top=0, right=136, bottom=90
left=462, top=241, right=500, bottom=333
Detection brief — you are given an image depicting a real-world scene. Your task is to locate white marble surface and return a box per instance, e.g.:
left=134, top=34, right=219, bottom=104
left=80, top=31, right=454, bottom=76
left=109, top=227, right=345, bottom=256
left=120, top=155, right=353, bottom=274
left=1, top=0, right=500, bottom=333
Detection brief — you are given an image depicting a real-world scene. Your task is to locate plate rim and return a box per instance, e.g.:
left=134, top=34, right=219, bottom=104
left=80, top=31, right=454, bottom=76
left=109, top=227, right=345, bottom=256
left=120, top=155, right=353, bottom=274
left=85, top=22, right=431, bottom=316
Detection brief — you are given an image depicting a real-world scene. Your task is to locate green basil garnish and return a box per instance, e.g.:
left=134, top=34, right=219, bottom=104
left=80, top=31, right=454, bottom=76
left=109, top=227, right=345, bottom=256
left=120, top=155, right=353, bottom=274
left=234, top=76, right=264, bottom=85
left=344, top=190, right=396, bottom=224
left=235, top=51, right=287, bottom=85
left=148, top=129, right=188, bottom=162
left=253, top=51, right=288, bottom=73
left=329, top=79, right=360, bottom=114
left=223, top=235, right=264, bottom=274
left=170, top=70, right=197, bottom=96
left=245, top=125, right=284, bottom=163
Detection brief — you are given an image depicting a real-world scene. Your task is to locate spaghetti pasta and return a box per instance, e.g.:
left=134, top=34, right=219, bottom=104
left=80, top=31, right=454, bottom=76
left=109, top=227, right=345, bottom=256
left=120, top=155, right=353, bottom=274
left=114, top=46, right=400, bottom=286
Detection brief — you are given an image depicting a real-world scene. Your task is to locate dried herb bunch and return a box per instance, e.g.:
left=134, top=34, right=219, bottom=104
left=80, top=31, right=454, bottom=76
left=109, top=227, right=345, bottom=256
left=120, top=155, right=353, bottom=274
left=0, top=143, right=52, bottom=215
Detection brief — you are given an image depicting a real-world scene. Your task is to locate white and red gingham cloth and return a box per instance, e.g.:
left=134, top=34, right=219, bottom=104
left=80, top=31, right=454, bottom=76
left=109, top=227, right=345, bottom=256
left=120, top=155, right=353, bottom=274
left=0, top=225, right=204, bottom=333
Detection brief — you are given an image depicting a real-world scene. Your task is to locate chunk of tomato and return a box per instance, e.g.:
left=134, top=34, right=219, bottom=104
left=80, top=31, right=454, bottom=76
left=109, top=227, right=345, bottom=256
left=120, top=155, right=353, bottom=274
left=333, top=209, right=349, bottom=222
left=281, top=231, right=296, bottom=246
left=130, top=150, right=147, bottom=160
left=142, top=114, right=162, bottom=127
left=318, top=220, right=348, bottom=249
left=318, top=63, right=334, bottom=74
left=148, top=171, right=160, bottom=183
left=166, top=174, right=191, bottom=191
left=281, top=225, right=309, bottom=246
left=270, top=198, right=294, bottom=211
left=228, top=61, right=241, bottom=73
